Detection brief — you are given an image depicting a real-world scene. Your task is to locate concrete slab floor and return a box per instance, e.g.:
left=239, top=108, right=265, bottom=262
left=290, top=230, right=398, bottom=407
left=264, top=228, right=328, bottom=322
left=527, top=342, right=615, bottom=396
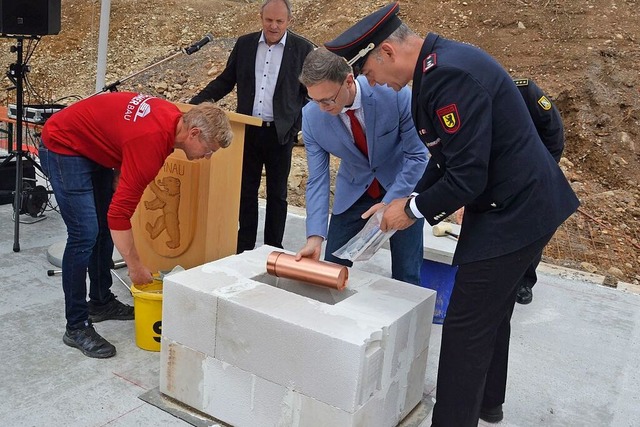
left=1, top=201, right=639, bottom=426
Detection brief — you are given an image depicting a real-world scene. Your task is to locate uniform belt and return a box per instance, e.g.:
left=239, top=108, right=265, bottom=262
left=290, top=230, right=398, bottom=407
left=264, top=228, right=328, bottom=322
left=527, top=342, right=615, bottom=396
left=262, top=121, right=274, bottom=128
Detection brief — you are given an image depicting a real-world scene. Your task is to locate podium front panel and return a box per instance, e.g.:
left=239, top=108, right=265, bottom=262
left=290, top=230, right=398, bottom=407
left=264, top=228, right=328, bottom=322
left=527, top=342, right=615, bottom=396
left=132, top=112, right=258, bottom=272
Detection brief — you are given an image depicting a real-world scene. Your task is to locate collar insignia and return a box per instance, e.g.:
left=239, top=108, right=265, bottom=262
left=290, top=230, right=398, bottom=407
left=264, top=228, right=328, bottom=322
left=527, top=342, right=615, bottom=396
left=423, top=53, right=437, bottom=73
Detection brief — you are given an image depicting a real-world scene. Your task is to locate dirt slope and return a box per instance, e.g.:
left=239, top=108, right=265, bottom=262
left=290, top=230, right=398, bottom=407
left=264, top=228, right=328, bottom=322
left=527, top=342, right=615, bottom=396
left=1, top=0, right=638, bottom=283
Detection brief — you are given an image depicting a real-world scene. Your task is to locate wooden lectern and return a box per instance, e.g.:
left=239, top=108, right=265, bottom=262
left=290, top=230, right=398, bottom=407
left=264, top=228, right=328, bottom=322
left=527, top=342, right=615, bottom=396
left=131, top=103, right=261, bottom=272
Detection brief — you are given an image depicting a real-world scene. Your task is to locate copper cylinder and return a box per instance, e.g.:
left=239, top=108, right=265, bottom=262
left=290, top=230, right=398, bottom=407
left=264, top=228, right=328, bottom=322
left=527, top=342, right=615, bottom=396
left=266, top=251, right=348, bottom=291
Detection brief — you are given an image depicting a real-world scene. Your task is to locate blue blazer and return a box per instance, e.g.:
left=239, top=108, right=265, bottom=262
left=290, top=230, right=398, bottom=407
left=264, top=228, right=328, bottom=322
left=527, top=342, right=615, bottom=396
left=302, top=76, right=427, bottom=238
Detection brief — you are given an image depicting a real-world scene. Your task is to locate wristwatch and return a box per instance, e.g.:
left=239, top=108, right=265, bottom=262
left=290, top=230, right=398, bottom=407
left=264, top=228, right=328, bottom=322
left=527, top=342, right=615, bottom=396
left=404, top=197, right=418, bottom=220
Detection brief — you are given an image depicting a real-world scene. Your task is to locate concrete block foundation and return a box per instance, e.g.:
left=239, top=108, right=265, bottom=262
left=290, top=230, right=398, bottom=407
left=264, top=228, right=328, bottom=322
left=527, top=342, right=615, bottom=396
left=160, top=245, right=436, bottom=427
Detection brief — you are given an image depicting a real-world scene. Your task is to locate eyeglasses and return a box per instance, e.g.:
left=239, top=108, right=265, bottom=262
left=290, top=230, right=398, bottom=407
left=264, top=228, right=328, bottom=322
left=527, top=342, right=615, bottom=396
left=196, top=134, right=218, bottom=158
left=202, top=141, right=219, bottom=157
left=308, top=79, right=345, bottom=107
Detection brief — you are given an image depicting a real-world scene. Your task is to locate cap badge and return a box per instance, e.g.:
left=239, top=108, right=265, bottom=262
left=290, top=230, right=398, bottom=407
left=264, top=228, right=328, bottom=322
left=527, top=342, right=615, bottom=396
left=347, top=43, right=375, bottom=67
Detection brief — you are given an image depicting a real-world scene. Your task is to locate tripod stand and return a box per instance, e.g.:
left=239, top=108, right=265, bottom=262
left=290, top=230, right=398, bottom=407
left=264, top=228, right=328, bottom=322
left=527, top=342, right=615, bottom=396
left=0, top=35, right=46, bottom=252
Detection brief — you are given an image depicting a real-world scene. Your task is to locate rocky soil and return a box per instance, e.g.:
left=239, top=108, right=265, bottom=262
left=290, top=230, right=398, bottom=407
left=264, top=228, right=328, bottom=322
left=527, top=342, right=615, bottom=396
left=1, top=0, right=638, bottom=284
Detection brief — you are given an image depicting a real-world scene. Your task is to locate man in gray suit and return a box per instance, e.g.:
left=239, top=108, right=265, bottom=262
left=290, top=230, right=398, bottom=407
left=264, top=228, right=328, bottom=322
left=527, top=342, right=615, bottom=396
left=295, top=47, right=427, bottom=285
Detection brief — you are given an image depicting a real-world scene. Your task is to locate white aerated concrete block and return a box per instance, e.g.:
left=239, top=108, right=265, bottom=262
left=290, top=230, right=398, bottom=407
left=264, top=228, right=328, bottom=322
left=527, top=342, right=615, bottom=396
left=160, top=245, right=436, bottom=427
left=202, top=345, right=289, bottom=426
left=161, top=268, right=222, bottom=356
left=159, top=338, right=205, bottom=412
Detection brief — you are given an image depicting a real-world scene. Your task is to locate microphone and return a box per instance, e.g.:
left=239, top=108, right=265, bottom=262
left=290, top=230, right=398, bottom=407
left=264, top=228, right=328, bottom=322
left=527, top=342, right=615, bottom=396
left=184, top=33, right=214, bottom=55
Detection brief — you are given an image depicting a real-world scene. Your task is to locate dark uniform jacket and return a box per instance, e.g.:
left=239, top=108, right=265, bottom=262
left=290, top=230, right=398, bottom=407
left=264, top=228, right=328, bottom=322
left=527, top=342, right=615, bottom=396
left=411, top=33, right=579, bottom=265
left=189, top=31, right=314, bottom=145
left=514, top=78, right=564, bottom=162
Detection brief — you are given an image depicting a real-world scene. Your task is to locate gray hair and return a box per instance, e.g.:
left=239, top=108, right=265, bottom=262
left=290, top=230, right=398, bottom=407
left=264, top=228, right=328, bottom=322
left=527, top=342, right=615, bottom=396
left=299, top=47, right=352, bottom=87
left=261, top=0, right=292, bottom=17
left=183, top=103, right=233, bottom=149
left=370, top=23, right=416, bottom=57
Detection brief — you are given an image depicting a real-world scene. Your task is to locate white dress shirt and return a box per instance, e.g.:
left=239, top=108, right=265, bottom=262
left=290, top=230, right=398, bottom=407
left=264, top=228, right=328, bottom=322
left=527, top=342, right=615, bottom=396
left=339, top=79, right=366, bottom=134
left=252, top=31, right=287, bottom=122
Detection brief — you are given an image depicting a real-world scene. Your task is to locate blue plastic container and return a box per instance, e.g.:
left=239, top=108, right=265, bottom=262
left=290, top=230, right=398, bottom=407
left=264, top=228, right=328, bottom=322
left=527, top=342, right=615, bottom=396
left=420, top=259, right=458, bottom=324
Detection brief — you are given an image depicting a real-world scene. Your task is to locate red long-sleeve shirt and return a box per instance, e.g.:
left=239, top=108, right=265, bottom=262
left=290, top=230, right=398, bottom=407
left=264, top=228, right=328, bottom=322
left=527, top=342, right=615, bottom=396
left=42, top=92, right=181, bottom=230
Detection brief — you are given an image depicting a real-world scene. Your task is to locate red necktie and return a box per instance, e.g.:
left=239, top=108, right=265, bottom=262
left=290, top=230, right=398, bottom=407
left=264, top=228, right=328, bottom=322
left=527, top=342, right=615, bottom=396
left=346, top=109, right=381, bottom=199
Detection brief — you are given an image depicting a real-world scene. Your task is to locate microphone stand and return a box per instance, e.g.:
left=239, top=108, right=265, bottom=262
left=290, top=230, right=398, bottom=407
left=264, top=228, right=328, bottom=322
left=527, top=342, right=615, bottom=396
left=90, top=49, right=185, bottom=96
left=90, top=33, right=213, bottom=96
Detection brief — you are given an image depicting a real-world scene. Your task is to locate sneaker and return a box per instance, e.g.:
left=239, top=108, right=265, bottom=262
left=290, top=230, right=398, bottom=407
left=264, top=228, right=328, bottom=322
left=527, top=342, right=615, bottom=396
left=479, top=404, right=504, bottom=423
left=89, top=297, right=134, bottom=323
left=63, top=322, right=116, bottom=358
left=516, top=285, right=533, bottom=305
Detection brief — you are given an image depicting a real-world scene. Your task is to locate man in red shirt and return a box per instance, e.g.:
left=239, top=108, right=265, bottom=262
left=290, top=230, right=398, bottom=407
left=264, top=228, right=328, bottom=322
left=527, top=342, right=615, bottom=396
left=40, top=92, right=233, bottom=358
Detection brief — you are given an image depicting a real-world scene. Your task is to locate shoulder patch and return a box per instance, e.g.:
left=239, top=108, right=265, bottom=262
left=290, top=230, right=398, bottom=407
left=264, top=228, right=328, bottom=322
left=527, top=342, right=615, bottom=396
left=436, top=104, right=461, bottom=134
left=513, top=78, right=529, bottom=87
left=537, top=95, right=552, bottom=111
left=423, top=53, right=437, bottom=73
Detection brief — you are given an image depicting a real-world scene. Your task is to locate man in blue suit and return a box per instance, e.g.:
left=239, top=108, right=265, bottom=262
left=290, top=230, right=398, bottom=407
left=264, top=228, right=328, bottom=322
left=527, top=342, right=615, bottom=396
left=295, top=47, right=427, bottom=285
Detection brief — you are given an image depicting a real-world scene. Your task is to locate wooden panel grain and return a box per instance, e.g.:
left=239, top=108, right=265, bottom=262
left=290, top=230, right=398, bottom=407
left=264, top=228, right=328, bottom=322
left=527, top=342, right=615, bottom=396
left=131, top=110, right=258, bottom=271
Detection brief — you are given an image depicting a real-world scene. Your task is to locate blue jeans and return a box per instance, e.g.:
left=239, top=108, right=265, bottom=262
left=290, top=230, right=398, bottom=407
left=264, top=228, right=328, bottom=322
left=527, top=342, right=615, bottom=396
left=39, top=143, right=115, bottom=328
left=324, top=193, right=424, bottom=285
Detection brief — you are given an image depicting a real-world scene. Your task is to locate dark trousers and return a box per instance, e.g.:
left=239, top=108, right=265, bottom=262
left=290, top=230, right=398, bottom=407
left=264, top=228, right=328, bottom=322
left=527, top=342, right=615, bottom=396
left=519, top=250, right=543, bottom=290
left=39, top=144, right=115, bottom=328
left=237, top=125, right=293, bottom=253
left=431, top=231, right=555, bottom=427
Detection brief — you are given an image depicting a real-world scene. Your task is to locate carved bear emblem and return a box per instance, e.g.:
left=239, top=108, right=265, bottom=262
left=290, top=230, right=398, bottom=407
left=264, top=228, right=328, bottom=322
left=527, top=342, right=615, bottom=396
left=144, top=176, right=181, bottom=249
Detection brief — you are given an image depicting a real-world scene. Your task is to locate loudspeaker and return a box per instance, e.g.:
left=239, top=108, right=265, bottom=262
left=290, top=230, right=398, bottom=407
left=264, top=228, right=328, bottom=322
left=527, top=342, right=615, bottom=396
left=0, top=0, right=61, bottom=36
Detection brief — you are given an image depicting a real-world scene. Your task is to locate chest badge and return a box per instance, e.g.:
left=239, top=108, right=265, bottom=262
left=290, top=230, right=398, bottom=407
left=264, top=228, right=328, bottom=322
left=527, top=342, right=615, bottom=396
left=537, top=95, right=552, bottom=111
left=436, top=103, right=461, bottom=134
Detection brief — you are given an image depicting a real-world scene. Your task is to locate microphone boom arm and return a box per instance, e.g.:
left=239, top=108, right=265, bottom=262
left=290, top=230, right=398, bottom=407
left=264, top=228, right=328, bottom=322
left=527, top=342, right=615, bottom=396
left=90, top=34, right=213, bottom=97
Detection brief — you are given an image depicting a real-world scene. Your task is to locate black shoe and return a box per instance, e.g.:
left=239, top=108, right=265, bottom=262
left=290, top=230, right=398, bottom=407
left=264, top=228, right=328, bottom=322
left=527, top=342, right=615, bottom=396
left=63, top=322, right=116, bottom=358
left=480, top=405, right=504, bottom=423
left=516, top=285, right=533, bottom=305
left=89, top=297, right=134, bottom=322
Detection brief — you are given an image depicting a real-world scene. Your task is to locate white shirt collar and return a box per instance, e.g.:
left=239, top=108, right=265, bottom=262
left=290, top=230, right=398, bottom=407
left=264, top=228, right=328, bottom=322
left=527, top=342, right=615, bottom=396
left=341, top=78, right=362, bottom=113
left=259, top=30, right=288, bottom=47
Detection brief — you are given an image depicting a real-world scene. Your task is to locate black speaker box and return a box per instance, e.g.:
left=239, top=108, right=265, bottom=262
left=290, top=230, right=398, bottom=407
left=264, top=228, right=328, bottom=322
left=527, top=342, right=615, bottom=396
left=0, top=0, right=61, bottom=36
left=0, top=159, right=36, bottom=205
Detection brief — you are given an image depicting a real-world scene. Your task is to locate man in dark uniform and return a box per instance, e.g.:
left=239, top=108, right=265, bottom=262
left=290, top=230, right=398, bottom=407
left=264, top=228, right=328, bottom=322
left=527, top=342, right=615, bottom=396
left=513, top=78, right=565, bottom=304
left=325, top=3, right=579, bottom=426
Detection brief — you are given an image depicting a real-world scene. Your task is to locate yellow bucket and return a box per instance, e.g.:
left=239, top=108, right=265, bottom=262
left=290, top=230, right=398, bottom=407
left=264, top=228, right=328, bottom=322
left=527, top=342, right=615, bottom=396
left=130, top=278, right=163, bottom=352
